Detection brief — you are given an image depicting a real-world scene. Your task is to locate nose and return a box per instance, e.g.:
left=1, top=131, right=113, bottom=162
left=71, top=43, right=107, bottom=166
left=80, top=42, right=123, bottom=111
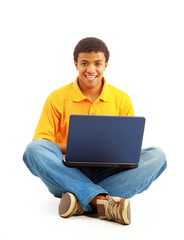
left=86, top=64, right=96, bottom=74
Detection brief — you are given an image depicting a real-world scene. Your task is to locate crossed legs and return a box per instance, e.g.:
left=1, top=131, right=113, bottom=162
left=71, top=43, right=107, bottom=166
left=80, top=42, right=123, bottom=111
left=23, top=139, right=167, bottom=223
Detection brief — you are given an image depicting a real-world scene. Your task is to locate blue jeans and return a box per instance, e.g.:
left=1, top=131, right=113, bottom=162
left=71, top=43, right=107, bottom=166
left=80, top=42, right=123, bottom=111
left=23, top=139, right=167, bottom=211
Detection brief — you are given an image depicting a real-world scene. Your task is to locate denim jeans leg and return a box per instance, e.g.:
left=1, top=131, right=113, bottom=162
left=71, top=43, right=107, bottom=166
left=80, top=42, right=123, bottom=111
left=97, top=147, right=167, bottom=198
left=23, top=139, right=107, bottom=211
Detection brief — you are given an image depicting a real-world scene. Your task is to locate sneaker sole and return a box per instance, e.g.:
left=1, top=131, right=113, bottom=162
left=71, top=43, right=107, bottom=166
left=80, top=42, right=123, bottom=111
left=59, top=192, right=77, bottom=218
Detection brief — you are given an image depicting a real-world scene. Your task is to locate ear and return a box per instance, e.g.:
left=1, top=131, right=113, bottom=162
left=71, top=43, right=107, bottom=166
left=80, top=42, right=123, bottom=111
left=74, top=60, right=78, bottom=71
left=105, top=61, right=108, bottom=69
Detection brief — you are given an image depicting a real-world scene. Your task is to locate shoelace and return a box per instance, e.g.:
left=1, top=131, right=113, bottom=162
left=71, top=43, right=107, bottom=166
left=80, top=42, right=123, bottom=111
left=106, top=197, right=121, bottom=221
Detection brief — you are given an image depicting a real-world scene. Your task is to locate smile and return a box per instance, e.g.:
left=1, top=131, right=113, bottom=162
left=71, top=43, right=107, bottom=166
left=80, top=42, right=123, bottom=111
left=85, top=75, right=98, bottom=81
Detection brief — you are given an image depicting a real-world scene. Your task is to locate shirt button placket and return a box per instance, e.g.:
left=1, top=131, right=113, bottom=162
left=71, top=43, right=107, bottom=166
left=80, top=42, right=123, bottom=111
left=89, top=103, right=95, bottom=115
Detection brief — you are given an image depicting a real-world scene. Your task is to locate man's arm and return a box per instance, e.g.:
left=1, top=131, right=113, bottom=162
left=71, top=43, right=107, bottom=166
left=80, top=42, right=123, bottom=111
left=56, top=143, right=67, bottom=154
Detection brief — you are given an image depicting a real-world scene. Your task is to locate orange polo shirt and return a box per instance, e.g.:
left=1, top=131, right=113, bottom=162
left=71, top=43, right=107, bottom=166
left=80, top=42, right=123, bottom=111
left=33, top=77, right=135, bottom=143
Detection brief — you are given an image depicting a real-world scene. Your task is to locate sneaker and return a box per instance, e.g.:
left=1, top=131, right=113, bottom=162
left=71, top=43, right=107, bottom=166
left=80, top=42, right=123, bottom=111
left=59, top=192, right=85, bottom=218
left=97, top=196, right=131, bottom=225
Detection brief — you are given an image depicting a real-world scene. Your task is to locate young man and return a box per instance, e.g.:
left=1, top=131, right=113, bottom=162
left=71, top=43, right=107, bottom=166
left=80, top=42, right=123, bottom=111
left=23, top=37, right=167, bottom=225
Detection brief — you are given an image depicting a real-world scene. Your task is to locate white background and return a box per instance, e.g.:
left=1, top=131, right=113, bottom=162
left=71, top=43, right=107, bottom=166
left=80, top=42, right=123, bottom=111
left=0, top=0, right=184, bottom=239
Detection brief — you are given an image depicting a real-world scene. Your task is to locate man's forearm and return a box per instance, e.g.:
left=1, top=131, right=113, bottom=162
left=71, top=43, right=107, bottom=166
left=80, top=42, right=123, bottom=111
left=56, top=143, right=67, bottom=154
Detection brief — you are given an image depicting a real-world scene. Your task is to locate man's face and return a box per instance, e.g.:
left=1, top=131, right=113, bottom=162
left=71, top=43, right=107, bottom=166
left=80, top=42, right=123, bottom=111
left=74, top=52, right=108, bottom=90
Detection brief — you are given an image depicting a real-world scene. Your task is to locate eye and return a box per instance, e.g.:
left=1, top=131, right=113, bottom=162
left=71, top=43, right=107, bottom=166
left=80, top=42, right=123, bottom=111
left=81, top=62, right=87, bottom=66
left=96, top=63, right=102, bottom=66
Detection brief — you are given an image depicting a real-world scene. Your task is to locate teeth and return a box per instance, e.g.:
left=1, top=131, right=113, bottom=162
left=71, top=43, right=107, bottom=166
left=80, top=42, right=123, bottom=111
left=86, top=76, right=96, bottom=80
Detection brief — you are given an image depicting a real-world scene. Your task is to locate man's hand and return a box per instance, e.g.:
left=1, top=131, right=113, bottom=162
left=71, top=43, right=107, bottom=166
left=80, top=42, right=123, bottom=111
left=56, top=143, right=67, bottom=154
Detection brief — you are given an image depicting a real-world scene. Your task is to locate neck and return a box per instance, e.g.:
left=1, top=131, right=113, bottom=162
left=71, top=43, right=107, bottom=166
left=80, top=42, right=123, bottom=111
left=78, top=80, right=103, bottom=102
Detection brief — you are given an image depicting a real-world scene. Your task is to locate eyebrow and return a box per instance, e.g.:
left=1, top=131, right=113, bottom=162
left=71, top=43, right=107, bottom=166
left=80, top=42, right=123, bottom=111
left=80, top=59, right=103, bottom=62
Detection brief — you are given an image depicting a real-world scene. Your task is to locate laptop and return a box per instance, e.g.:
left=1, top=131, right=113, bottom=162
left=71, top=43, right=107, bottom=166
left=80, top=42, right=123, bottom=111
left=63, top=115, right=145, bottom=169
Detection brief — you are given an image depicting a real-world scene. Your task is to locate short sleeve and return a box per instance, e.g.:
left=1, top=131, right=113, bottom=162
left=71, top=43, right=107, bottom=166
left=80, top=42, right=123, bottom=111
left=33, top=94, right=61, bottom=142
left=120, top=94, right=135, bottom=116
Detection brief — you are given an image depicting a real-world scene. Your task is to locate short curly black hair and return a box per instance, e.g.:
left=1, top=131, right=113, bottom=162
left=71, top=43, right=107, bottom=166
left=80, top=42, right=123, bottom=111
left=73, top=37, right=110, bottom=63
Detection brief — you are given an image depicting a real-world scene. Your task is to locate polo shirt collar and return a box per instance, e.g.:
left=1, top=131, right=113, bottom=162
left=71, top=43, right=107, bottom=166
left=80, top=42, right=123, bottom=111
left=72, top=76, right=110, bottom=102
left=99, top=77, right=110, bottom=102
